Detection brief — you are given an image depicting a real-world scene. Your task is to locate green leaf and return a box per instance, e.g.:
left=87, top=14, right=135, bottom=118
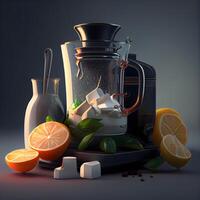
left=78, top=133, right=95, bottom=151
left=114, top=135, right=144, bottom=150
left=70, top=126, right=85, bottom=141
left=144, top=156, right=165, bottom=171
left=100, top=137, right=117, bottom=154
left=72, top=99, right=82, bottom=110
left=45, top=115, right=54, bottom=122
left=63, top=118, right=72, bottom=126
left=77, top=118, right=103, bottom=134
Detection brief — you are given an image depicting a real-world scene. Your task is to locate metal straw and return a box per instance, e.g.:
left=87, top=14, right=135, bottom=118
left=43, top=48, right=53, bottom=94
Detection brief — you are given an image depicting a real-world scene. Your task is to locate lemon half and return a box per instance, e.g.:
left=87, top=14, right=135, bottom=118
left=153, top=108, right=188, bottom=146
left=160, top=135, right=191, bottom=168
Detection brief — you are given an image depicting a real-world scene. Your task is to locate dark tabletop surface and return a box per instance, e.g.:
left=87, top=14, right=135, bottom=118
left=0, top=130, right=200, bottom=200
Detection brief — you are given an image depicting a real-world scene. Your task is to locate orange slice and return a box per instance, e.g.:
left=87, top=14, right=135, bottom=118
left=153, top=108, right=188, bottom=146
left=5, top=149, right=39, bottom=172
left=160, top=135, right=191, bottom=168
left=28, top=121, right=71, bottom=161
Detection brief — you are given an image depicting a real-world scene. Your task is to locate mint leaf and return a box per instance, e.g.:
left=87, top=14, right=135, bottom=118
left=114, top=135, right=143, bottom=150
left=72, top=99, right=82, bottom=110
left=78, top=133, right=95, bottom=151
left=100, top=137, right=117, bottom=154
left=63, top=118, right=72, bottom=126
left=77, top=118, right=103, bottom=134
left=46, top=115, right=54, bottom=122
left=144, top=156, right=165, bottom=171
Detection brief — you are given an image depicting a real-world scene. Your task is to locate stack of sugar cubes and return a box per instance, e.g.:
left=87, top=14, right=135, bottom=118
left=69, top=81, right=127, bottom=136
left=54, top=157, right=101, bottom=179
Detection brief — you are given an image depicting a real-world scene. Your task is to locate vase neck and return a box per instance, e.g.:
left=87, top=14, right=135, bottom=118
left=31, top=79, right=60, bottom=96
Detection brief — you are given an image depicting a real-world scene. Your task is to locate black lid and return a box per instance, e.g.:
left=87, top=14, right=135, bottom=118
left=74, top=23, right=121, bottom=41
left=74, top=23, right=122, bottom=60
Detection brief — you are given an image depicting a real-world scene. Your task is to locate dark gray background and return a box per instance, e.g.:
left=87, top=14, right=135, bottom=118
left=0, top=1, right=200, bottom=200
left=0, top=0, right=199, bottom=134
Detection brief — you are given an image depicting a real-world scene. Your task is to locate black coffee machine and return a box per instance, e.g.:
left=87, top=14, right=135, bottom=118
left=40, top=23, right=157, bottom=170
left=125, top=54, right=156, bottom=142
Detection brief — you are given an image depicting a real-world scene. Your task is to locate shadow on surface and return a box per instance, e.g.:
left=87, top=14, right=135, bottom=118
left=8, top=171, right=51, bottom=178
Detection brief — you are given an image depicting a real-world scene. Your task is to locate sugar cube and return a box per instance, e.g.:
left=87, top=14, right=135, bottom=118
left=54, top=157, right=79, bottom=179
left=80, top=161, right=101, bottom=179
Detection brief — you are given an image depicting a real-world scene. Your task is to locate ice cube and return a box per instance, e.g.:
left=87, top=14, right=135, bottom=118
left=53, top=157, right=79, bottom=179
left=72, top=100, right=90, bottom=116
left=80, top=161, right=101, bottom=179
left=90, top=93, right=110, bottom=106
left=86, top=88, right=105, bottom=104
left=97, top=96, right=121, bottom=111
left=69, top=100, right=90, bottom=125
left=81, top=106, right=101, bottom=120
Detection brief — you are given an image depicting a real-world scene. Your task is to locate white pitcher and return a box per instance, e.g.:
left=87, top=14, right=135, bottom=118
left=24, top=78, right=65, bottom=148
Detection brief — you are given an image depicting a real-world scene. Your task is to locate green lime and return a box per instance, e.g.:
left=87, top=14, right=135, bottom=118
left=78, top=133, right=95, bottom=151
left=100, top=137, right=117, bottom=154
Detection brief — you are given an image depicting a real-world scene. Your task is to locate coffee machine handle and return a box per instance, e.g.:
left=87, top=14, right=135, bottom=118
left=123, top=59, right=145, bottom=115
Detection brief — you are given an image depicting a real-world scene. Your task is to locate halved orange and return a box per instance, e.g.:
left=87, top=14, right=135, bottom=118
left=153, top=108, right=188, bottom=147
left=28, top=121, right=71, bottom=161
left=5, top=149, right=39, bottom=172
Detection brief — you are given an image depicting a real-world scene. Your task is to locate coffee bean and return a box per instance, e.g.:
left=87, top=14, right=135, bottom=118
left=140, top=178, right=145, bottom=182
left=150, top=175, right=154, bottom=178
